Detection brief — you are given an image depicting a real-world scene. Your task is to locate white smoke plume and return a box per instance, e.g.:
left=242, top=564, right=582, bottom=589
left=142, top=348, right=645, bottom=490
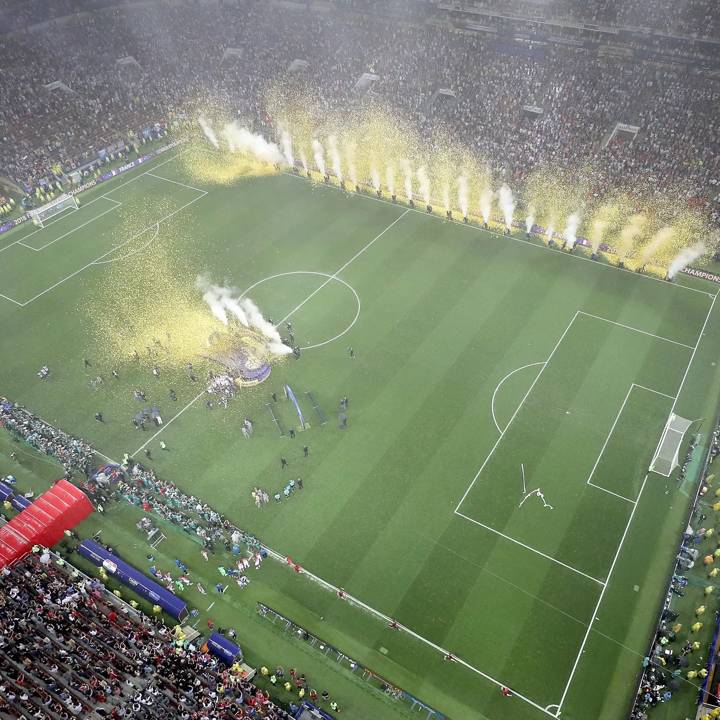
left=195, top=276, right=292, bottom=355
left=525, top=205, right=536, bottom=233
left=546, top=225, right=554, bottom=244
left=222, top=123, right=283, bottom=164
left=458, top=176, right=469, bottom=218
left=328, top=135, right=342, bottom=181
left=299, top=150, right=308, bottom=173
left=239, top=298, right=292, bottom=355
left=280, top=130, right=294, bottom=167
left=402, top=160, right=413, bottom=201
left=386, top=164, right=395, bottom=196
left=199, top=116, right=219, bottom=149
left=417, top=167, right=431, bottom=205
left=480, top=187, right=493, bottom=224
left=563, top=213, right=581, bottom=249
left=498, top=184, right=515, bottom=229
left=311, top=139, right=326, bottom=176
left=371, top=166, right=381, bottom=192
left=668, top=242, right=705, bottom=279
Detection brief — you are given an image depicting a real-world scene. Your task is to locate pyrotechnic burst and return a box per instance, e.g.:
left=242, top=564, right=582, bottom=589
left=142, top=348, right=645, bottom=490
left=85, top=206, right=287, bottom=371
left=180, top=142, right=278, bottom=186
left=525, top=167, right=589, bottom=243
left=187, top=82, right=718, bottom=274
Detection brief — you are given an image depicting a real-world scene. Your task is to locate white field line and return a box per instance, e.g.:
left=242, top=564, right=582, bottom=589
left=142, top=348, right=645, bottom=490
left=585, top=385, right=636, bottom=504
left=239, top=270, right=362, bottom=351
left=577, top=311, right=694, bottom=350
left=16, top=191, right=207, bottom=307
left=555, top=473, right=648, bottom=716
left=1, top=150, right=187, bottom=252
left=458, top=305, right=705, bottom=511
left=260, top=545, right=559, bottom=719
left=455, top=307, right=693, bottom=582
left=454, top=510, right=603, bottom=585
left=0, top=204, right=80, bottom=252
left=490, top=362, right=546, bottom=434
left=132, top=209, right=410, bottom=455
left=91, top=223, right=160, bottom=265
left=0, top=150, right=195, bottom=307
left=145, top=172, right=206, bottom=194
left=275, top=209, right=410, bottom=327
left=4, top=196, right=121, bottom=250
left=0, top=292, right=23, bottom=307
left=30, top=199, right=124, bottom=251
left=632, top=384, right=676, bottom=400
left=455, top=311, right=580, bottom=512
left=557, top=293, right=717, bottom=712
left=284, top=171, right=715, bottom=299
left=0, top=207, right=80, bottom=253
left=585, top=383, right=673, bottom=504
left=649, top=292, right=718, bottom=472
left=131, top=390, right=206, bottom=458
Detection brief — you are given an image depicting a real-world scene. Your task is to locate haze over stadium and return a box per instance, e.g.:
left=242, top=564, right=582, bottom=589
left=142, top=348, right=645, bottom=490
left=1, top=1, right=720, bottom=720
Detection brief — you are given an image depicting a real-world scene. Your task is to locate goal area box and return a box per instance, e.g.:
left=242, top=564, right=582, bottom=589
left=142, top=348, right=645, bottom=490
left=29, top=193, right=79, bottom=228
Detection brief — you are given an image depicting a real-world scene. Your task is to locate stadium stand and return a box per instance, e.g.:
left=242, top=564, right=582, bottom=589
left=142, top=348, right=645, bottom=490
left=0, top=551, right=294, bottom=719
left=0, top=1, right=718, bottom=226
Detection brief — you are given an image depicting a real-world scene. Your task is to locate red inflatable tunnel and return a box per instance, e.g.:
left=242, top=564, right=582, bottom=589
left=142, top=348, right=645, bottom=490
left=0, top=479, right=93, bottom=568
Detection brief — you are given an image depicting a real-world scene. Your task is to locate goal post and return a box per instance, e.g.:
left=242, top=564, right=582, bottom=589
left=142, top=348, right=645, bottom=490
left=649, top=413, right=694, bottom=476
left=29, top=193, right=79, bottom=228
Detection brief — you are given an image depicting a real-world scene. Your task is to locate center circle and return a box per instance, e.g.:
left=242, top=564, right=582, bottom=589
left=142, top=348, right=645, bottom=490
left=239, top=271, right=361, bottom=350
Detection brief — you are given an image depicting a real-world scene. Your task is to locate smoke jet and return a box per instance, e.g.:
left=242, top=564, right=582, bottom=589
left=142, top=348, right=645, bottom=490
left=417, top=167, right=431, bottom=205
left=402, top=160, right=413, bottom=201
left=196, top=276, right=292, bottom=355
left=525, top=205, right=536, bottom=233
left=668, top=242, right=705, bottom=279
left=311, top=139, right=326, bottom=176
left=458, top=176, right=469, bottom=218
left=563, top=213, right=581, bottom=249
left=480, top=187, right=493, bottom=224
left=222, top=123, right=283, bottom=164
left=327, top=135, right=342, bottom=181
left=199, top=116, right=219, bottom=149
left=498, top=184, right=515, bottom=229
left=280, top=130, right=294, bottom=166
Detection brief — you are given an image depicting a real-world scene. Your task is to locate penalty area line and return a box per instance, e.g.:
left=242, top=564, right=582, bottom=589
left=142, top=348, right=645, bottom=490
left=455, top=510, right=602, bottom=585
left=555, top=473, right=648, bottom=715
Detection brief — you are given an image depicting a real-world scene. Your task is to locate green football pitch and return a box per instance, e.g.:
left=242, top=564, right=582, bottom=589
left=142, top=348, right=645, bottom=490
left=2, top=145, right=720, bottom=720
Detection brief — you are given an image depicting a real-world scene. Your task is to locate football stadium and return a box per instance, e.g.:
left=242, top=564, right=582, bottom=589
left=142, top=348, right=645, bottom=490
left=1, top=2, right=720, bottom=720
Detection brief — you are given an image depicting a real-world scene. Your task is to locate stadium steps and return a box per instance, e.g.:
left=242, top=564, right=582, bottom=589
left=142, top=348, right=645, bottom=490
left=0, top=651, right=74, bottom=720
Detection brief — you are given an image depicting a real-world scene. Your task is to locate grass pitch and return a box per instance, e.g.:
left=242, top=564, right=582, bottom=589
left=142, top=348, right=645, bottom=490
left=2, top=147, right=720, bottom=720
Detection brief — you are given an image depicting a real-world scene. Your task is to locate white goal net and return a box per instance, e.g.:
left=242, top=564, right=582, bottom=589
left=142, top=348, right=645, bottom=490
left=29, top=193, right=79, bottom=228
left=649, top=413, right=694, bottom=476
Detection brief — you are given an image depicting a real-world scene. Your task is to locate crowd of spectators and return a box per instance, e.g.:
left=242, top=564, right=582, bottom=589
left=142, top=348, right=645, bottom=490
left=0, top=551, right=294, bottom=719
left=0, top=397, right=93, bottom=477
left=434, top=0, right=720, bottom=39
left=0, top=1, right=718, bottom=222
left=114, top=456, right=260, bottom=555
